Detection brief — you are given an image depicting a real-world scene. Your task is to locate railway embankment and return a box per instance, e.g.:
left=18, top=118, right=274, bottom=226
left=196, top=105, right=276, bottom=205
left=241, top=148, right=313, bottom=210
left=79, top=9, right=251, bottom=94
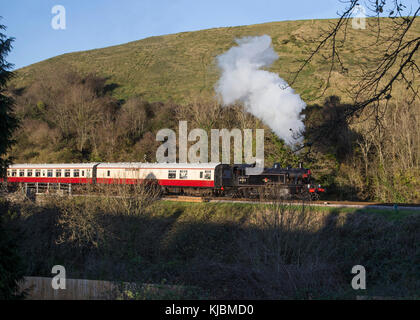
left=1, top=195, right=419, bottom=299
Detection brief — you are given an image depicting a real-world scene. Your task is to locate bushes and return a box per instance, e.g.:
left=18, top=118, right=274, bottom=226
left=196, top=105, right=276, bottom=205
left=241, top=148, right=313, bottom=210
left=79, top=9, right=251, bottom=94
left=304, top=96, right=420, bottom=203
left=0, top=199, right=26, bottom=299
left=5, top=193, right=420, bottom=299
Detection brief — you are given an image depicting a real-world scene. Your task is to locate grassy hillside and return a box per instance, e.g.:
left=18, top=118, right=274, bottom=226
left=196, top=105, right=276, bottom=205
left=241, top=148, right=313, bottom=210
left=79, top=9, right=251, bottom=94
left=6, top=18, right=420, bottom=203
left=11, top=18, right=420, bottom=104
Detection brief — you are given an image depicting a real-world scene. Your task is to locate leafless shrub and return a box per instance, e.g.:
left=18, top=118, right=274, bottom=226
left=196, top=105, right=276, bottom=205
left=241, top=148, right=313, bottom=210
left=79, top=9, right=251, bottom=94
left=31, top=180, right=162, bottom=259
left=97, top=181, right=162, bottom=216
left=231, top=199, right=342, bottom=298
left=55, top=196, right=105, bottom=250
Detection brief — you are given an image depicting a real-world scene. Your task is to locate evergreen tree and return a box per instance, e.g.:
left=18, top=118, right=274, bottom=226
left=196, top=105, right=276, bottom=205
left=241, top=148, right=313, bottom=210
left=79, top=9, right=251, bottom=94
left=0, top=19, right=24, bottom=300
left=0, top=19, right=18, bottom=177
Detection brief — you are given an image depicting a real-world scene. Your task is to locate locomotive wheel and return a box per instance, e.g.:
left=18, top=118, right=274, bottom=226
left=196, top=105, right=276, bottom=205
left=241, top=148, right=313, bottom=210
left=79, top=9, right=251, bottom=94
left=310, top=192, right=320, bottom=201
left=240, top=188, right=250, bottom=198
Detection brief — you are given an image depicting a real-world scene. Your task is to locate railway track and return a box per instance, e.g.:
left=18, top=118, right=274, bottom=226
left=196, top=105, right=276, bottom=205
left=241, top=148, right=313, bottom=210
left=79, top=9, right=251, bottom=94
left=6, top=190, right=420, bottom=211
left=162, top=195, right=420, bottom=210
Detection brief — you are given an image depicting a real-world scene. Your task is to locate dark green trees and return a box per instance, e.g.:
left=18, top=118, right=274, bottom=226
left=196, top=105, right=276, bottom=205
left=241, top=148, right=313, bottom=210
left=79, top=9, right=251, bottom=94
left=0, top=20, right=18, bottom=177
left=0, top=20, right=24, bottom=300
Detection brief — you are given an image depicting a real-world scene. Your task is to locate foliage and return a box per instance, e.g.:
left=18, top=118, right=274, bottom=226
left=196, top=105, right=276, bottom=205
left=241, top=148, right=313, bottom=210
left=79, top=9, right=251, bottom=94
left=0, top=199, right=26, bottom=299
left=304, top=95, right=420, bottom=202
left=0, top=20, right=18, bottom=177
left=0, top=20, right=25, bottom=300
left=5, top=195, right=419, bottom=299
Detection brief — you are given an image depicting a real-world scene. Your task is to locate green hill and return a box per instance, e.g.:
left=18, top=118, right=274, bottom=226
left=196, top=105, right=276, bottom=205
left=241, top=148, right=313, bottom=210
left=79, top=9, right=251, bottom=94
left=11, top=18, right=420, bottom=104
left=6, top=18, right=420, bottom=203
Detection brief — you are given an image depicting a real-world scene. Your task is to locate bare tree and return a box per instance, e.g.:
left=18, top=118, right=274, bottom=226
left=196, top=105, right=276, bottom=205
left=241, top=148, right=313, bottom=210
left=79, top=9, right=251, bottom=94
left=117, top=97, right=147, bottom=141
left=293, top=0, right=419, bottom=121
left=175, top=95, right=222, bottom=130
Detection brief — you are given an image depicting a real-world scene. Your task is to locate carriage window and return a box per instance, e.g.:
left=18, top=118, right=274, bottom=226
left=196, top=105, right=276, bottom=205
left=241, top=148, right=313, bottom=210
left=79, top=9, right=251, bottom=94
left=35, top=170, right=41, bottom=177
left=11, top=170, right=17, bottom=177
left=27, top=170, right=32, bottom=177
left=47, top=170, right=53, bottom=177
left=19, top=170, right=25, bottom=177
left=73, top=169, right=80, bottom=177
left=179, top=170, right=188, bottom=179
left=168, top=170, right=176, bottom=179
left=204, top=170, right=211, bottom=180
left=200, top=171, right=203, bottom=179
left=42, top=170, right=46, bottom=177
left=107, top=170, right=111, bottom=177
left=55, top=170, right=62, bottom=177
left=81, top=170, right=85, bottom=177
left=64, top=170, right=70, bottom=177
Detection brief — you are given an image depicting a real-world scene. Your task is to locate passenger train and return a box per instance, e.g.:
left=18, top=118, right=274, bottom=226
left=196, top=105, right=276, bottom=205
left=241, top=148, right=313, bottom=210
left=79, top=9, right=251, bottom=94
left=2, top=162, right=325, bottom=199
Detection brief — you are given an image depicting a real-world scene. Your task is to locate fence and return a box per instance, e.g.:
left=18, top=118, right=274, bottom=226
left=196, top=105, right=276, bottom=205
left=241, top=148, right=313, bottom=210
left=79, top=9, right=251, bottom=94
left=19, top=276, right=189, bottom=300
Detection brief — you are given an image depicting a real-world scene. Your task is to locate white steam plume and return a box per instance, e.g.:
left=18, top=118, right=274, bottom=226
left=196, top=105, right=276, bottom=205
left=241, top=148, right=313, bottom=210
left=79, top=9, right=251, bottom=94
left=215, top=35, right=306, bottom=145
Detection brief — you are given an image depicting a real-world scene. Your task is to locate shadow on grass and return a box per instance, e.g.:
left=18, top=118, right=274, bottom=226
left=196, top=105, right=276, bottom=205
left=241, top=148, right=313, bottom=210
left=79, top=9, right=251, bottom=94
left=2, top=199, right=419, bottom=299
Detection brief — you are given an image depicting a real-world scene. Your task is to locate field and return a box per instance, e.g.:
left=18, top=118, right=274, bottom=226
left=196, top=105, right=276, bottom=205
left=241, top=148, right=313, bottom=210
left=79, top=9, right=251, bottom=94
left=2, top=193, right=419, bottom=299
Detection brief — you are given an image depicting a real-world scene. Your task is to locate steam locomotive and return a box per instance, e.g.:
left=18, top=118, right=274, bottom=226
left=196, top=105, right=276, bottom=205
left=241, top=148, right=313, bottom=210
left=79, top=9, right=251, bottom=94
left=3, top=162, right=324, bottom=199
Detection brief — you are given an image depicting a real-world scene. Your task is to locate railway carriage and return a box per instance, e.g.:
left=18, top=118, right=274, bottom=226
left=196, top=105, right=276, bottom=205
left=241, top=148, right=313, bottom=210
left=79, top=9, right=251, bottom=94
left=6, top=163, right=99, bottom=184
left=95, top=162, right=229, bottom=195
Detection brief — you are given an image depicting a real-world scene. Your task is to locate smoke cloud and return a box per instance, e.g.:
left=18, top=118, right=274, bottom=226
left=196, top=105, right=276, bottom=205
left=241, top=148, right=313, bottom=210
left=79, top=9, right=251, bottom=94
left=215, top=35, right=306, bottom=145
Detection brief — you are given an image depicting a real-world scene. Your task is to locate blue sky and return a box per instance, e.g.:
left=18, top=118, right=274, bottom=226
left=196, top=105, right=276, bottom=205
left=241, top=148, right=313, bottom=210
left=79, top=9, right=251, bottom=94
left=1, top=0, right=418, bottom=69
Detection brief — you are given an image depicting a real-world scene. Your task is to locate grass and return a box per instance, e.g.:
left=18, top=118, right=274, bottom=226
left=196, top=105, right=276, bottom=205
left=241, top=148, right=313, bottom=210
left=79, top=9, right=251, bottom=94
left=10, top=18, right=420, bottom=105
left=159, top=200, right=420, bottom=219
left=2, top=194, right=419, bottom=299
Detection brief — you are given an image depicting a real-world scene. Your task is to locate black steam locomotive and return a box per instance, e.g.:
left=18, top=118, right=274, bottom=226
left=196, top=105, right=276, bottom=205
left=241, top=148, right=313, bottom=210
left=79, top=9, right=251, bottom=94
left=211, top=162, right=325, bottom=199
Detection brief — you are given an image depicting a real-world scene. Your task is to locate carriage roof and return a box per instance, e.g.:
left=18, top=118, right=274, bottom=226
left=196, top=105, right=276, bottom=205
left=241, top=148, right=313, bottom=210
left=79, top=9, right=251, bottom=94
left=96, top=162, right=222, bottom=169
left=7, top=163, right=99, bottom=169
left=8, top=162, right=222, bottom=170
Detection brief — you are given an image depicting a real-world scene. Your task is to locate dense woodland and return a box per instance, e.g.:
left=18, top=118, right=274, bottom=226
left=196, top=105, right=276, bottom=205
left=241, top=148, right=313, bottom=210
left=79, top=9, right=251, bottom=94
left=6, top=68, right=420, bottom=202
